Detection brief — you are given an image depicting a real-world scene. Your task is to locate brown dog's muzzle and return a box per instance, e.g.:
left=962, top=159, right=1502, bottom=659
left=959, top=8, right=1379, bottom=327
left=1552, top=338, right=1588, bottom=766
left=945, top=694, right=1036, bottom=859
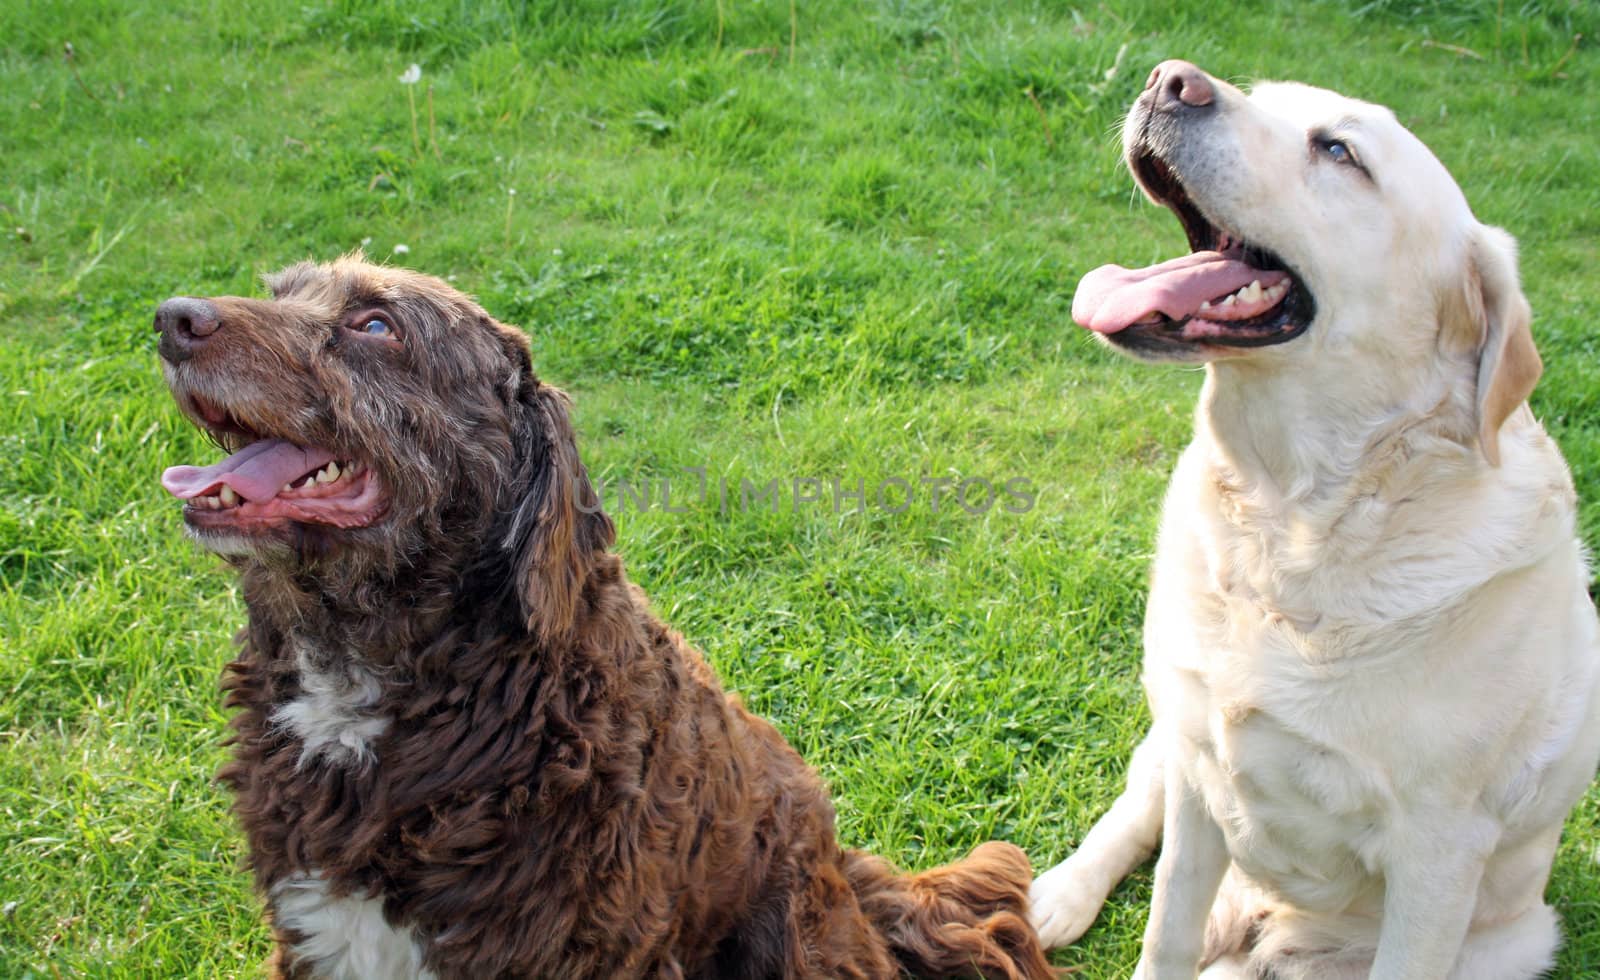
left=156, top=291, right=390, bottom=540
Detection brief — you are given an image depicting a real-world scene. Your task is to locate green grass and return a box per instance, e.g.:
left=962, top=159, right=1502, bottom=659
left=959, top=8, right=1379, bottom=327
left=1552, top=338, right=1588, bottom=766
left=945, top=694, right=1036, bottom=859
left=2, top=0, right=1598, bottom=975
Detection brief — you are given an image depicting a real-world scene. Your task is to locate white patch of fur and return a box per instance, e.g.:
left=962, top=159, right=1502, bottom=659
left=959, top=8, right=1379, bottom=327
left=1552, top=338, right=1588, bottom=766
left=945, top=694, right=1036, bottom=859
left=271, top=638, right=391, bottom=769
left=187, top=527, right=275, bottom=557
left=272, top=873, right=434, bottom=980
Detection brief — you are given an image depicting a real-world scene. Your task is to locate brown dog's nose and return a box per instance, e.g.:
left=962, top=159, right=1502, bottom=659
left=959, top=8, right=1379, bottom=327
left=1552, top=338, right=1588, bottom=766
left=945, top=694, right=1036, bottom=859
left=154, top=296, right=221, bottom=364
left=1146, top=59, right=1215, bottom=109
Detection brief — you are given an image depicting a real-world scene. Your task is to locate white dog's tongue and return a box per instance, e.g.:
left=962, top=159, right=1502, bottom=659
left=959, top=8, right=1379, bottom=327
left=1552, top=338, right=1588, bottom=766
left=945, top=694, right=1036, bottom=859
left=1073, top=251, right=1287, bottom=335
left=161, top=440, right=335, bottom=501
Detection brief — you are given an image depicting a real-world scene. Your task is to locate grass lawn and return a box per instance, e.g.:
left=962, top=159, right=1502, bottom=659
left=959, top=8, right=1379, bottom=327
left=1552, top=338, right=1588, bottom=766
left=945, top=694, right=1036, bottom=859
left=2, top=0, right=1598, bottom=975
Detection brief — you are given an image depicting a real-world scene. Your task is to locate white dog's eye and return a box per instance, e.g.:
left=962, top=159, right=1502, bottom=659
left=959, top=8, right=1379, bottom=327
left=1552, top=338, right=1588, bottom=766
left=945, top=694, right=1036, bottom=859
left=1316, top=137, right=1356, bottom=166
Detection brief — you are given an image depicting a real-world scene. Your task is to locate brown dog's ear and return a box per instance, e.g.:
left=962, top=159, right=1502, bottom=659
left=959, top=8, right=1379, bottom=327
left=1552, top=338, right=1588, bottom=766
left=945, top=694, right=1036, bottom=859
left=1444, top=225, right=1541, bottom=466
left=495, top=325, right=615, bottom=643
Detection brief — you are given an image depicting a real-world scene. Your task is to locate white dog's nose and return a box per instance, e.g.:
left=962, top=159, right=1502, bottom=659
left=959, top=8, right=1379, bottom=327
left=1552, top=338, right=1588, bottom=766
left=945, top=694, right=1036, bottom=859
left=1147, top=59, right=1215, bottom=109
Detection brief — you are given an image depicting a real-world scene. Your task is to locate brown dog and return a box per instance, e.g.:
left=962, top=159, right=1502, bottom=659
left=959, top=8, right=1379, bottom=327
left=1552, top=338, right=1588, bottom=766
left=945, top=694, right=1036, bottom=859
left=155, top=255, right=1055, bottom=979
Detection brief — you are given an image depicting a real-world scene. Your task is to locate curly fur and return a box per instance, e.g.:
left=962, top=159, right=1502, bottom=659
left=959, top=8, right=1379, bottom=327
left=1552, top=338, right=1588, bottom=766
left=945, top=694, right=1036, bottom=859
left=157, top=255, right=1056, bottom=980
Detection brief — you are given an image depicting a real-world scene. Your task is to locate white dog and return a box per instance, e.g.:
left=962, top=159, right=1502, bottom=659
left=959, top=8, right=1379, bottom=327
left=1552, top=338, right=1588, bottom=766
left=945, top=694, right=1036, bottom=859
left=1029, top=61, right=1600, bottom=979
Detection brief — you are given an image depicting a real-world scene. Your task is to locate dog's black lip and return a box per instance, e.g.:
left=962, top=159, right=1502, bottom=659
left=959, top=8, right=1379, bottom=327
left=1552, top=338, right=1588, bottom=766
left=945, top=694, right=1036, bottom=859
left=1106, top=306, right=1312, bottom=356
left=1133, top=152, right=1214, bottom=252
left=1118, top=146, right=1319, bottom=350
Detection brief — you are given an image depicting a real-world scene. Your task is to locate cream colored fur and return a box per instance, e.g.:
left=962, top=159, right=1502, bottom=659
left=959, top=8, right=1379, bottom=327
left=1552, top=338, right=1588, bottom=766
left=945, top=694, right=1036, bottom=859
left=1030, top=68, right=1600, bottom=980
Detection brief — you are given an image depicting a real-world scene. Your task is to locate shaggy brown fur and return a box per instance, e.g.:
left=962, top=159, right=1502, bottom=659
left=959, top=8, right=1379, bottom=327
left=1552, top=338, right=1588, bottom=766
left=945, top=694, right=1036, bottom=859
left=155, top=255, right=1056, bottom=979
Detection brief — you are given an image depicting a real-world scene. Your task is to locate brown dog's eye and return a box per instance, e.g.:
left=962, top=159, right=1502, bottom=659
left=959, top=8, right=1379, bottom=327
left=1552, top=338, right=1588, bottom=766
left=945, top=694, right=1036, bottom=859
left=346, top=315, right=399, bottom=342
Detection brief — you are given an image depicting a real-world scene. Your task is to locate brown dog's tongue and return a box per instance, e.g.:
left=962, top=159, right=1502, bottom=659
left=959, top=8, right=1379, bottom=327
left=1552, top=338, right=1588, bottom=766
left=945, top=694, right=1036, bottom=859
left=1073, top=251, right=1286, bottom=334
left=161, top=440, right=335, bottom=501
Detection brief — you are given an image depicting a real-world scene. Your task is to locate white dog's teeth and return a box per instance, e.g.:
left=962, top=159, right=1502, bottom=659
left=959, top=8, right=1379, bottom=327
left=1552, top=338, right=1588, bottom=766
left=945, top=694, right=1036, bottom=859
left=219, top=485, right=239, bottom=507
left=1241, top=280, right=1263, bottom=303
left=1199, top=300, right=1213, bottom=311
left=1220, top=294, right=1236, bottom=307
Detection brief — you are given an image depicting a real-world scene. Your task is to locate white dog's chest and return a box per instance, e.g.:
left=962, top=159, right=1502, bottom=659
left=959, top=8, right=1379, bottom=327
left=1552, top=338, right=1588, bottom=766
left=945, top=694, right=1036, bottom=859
left=1192, top=701, right=1393, bottom=910
left=1158, top=591, right=1423, bottom=911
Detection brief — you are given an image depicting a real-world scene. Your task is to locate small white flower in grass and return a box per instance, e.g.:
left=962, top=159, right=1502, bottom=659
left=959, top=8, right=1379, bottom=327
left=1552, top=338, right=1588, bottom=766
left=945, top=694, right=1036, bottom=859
left=398, top=64, right=422, bottom=86
left=552, top=247, right=563, bottom=256
left=360, top=236, right=372, bottom=247
left=393, top=243, right=410, bottom=255
left=502, top=188, right=519, bottom=248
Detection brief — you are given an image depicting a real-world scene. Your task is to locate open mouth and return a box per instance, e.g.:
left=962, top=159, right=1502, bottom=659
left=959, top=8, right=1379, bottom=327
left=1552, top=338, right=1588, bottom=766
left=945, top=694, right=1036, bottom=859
left=1071, top=151, right=1315, bottom=353
left=161, top=394, right=387, bottom=534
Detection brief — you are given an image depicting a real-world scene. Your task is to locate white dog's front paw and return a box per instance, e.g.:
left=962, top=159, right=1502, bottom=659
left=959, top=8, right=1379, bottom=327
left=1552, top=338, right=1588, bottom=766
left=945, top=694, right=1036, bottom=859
left=1029, top=859, right=1107, bottom=949
left=1130, top=958, right=1192, bottom=980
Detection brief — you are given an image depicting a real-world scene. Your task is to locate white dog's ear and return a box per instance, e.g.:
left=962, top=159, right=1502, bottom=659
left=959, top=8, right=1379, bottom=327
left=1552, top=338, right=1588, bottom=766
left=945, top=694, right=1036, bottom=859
left=1445, top=225, right=1541, bottom=466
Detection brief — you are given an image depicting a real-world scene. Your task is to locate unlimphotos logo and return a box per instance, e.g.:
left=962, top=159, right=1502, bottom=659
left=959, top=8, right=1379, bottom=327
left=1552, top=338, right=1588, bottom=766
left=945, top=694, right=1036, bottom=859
left=575, top=469, right=1036, bottom=518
